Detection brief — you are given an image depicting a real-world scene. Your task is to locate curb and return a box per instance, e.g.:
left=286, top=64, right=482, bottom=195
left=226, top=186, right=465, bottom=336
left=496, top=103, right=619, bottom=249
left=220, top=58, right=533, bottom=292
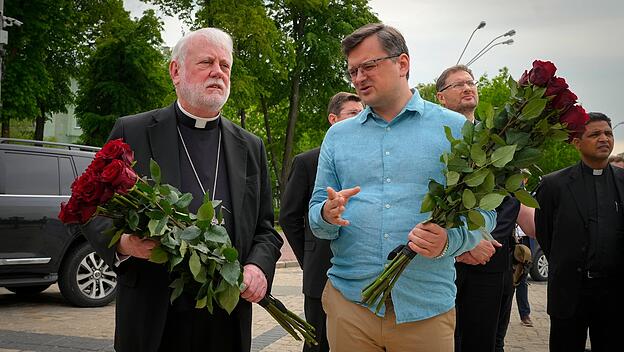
left=276, top=260, right=299, bottom=269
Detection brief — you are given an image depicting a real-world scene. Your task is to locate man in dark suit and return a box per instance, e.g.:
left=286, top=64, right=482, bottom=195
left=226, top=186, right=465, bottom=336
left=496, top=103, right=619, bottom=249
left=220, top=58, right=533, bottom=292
left=436, top=65, right=535, bottom=352
left=81, top=28, right=283, bottom=352
left=535, top=112, right=623, bottom=352
left=279, top=92, right=362, bottom=352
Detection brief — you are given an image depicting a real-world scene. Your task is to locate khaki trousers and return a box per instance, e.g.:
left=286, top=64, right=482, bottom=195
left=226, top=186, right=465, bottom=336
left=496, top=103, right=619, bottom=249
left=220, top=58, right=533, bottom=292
left=321, top=281, right=455, bottom=352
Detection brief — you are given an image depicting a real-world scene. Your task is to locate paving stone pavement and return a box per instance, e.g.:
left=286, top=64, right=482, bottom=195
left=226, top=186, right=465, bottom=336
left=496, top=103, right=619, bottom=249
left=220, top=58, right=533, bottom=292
left=0, top=235, right=569, bottom=352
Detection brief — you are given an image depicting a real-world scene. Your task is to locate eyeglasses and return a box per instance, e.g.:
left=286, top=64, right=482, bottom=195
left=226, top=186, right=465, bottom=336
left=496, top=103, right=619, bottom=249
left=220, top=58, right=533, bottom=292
left=439, top=80, right=477, bottom=92
left=346, top=54, right=401, bottom=80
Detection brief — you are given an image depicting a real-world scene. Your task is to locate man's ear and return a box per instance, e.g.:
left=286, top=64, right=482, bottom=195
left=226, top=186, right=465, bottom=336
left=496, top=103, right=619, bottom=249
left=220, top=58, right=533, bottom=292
left=436, top=92, right=446, bottom=106
left=328, top=113, right=338, bottom=125
left=169, top=60, right=181, bottom=86
left=572, top=136, right=581, bottom=150
left=398, top=53, right=410, bottom=78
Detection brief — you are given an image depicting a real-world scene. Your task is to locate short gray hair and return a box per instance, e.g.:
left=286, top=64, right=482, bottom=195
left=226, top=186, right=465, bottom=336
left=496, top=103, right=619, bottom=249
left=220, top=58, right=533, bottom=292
left=171, top=28, right=234, bottom=67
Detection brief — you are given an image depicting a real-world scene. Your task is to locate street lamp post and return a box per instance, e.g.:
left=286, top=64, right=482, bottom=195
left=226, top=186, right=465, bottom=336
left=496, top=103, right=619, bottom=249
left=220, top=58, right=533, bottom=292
left=466, top=39, right=514, bottom=66
left=465, top=29, right=516, bottom=66
left=456, top=21, right=486, bottom=65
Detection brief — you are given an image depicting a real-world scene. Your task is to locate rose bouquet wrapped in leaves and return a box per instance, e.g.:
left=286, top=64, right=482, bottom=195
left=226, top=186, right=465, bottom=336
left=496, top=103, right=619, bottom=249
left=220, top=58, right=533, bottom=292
left=59, top=139, right=316, bottom=346
left=362, top=60, right=589, bottom=311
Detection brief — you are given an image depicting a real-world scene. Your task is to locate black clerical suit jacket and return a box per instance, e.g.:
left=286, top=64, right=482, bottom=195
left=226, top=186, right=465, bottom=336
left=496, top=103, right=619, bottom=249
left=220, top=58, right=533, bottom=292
left=279, top=147, right=332, bottom=298
left=535, top=162, right=624, bottom=318
left=80, top=103, right=283, bottom=352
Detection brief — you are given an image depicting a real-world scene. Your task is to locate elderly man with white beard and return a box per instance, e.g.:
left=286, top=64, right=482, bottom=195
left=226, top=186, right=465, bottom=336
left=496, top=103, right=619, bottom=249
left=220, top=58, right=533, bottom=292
left=79, top=28, right=283, bottom=352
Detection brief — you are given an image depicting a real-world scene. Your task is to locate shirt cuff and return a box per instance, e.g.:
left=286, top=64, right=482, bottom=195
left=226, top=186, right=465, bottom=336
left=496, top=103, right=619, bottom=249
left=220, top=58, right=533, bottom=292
left=309, top=201, right=340, bottom=240
left=114, top=252, right=130, bottom=267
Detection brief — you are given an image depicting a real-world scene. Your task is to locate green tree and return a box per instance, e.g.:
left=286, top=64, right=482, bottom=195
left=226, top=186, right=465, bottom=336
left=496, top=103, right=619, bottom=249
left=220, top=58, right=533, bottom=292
left=75, top=9, right=172, bottom=146
left=2, top=0, right=80, bottom=139
left=147, top=0, right=378, bottom=197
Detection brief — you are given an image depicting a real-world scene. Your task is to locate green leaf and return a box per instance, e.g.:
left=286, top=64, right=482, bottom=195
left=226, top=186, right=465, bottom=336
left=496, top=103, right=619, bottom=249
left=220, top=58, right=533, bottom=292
left=420, top=194, right=435, bottom=212
left=505, top=174, right=525, bottom=192
left=223, top=247, right=239, bottom=262
left=444, top=125, right=455, bottom=143
left=508, top=76, right=518, bottom=97
left=461, top=120, right=474, bottom=143
left=468, top=210, right=485, bottom=228
left=216, top=282, right=240, bottom=314
left=220, top=262, right=241, bottom=285
left=149, top=246, right=169, bottom=264
left=446, top=171, right=460, bottom=186
left=148, top=219, right=167, bottom=237
left=128, top=210, right=139, bottom=231
left=146, top=210, right=165, bottom=220
left=514, top=189, right=540, bottom=208
left=180, top=240, right=188, bottom=257
left=195, top=296, right=207, bottom=309
left=462, top=189, right=476, bottom=209
left=189, top=250, right=201, bottom=278
left=168, top=254, right=184, bottom=271
left=447, top=157, right=473, bottom=173
left=205, top=226, right=230, bottom=244
left=491, top=145, right=517, bottom=168
left=490, top=134, right=506, bottom=146
left=505, top=130, right=530, bottom=148
left=479, top=193, right=506, bottom=210
left=169, top=278, right=185, bottom=304
left=197, top=202, right=215, bottom=222
left=176, top=193, right=193, bottom=208
left=428, top=180, right=445, bottom=196
left=519, top=98, right=547, bottom=120
left=511, top=148, right=541, bottom=168
left=150, top=159, right=161, bottom=184
left=470, top=144, right=487, bottom=166
left=180, top=225, right=201, bottom=241
left=464, top=168, right=490, bottom=187
left=108, top=228, right=124, bottom=248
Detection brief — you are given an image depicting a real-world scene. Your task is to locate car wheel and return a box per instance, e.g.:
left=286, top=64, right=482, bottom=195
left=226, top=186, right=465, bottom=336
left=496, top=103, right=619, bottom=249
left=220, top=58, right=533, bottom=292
left=6, top=284, right=51, bottom=295
left=58, top=242, right=117, bottom=307
left=530, top=248, right=548, bottom=281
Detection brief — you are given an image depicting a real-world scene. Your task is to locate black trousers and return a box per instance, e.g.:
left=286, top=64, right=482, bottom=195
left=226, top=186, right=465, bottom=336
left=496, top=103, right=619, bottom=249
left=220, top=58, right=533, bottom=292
left=304, top=295, right=329, bottom=352
left=454, top=268, right=505, bottom=352
left=549, top=278, right=621, bottom=352
left=495, top=269, right=514, bottom=352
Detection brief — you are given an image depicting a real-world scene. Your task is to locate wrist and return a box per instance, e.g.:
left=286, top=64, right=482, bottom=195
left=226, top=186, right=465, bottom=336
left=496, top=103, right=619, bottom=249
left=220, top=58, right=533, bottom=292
left=434, top=237, right=450, bottom=259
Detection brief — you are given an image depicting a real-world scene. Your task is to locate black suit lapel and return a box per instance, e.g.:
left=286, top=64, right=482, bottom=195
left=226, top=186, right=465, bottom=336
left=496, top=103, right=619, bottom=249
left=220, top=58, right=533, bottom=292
left=221, top=118, right=247, bottom=248
left=147, top=104, right=181, bottom=188
left=566, top=163, right=589, bottom=228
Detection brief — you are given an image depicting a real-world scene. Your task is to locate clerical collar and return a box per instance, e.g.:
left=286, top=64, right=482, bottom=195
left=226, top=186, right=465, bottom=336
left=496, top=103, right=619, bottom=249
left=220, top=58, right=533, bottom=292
left=581, top=161, right=607, bottom=176
left=176, top=101, right=220, bottom=130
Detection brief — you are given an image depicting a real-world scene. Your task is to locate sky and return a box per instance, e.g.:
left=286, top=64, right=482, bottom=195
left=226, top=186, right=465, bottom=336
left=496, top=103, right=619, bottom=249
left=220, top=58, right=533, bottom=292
left=124, top=0, right=624, bottom=153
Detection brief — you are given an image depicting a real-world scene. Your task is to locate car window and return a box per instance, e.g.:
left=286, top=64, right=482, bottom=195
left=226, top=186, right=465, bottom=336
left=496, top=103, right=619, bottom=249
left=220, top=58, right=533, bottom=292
left=73, top=156, right=92, bottom=175
left=59, top=157, right=74, bottom=195
left=3, top=152, right=60, bottom=195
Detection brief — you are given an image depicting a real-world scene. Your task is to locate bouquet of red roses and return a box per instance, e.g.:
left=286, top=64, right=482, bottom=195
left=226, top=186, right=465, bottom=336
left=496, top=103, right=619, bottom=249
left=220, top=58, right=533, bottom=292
left=59, top=139, right=316, bottom=346
left=361, top=60, right=589, bottom=311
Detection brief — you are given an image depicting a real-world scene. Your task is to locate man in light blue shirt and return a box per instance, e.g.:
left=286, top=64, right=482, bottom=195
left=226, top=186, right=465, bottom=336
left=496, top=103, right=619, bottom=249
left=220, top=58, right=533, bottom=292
left=309, top=23, right=496, bottom=351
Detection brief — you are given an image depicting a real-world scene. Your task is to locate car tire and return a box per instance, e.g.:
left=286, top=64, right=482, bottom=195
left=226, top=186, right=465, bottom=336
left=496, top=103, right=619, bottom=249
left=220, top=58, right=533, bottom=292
left=6, top=284, right=51, bottom=295
left=58, top=242, right=117, bottom=307
left=530, top=248, right=548, bottom=281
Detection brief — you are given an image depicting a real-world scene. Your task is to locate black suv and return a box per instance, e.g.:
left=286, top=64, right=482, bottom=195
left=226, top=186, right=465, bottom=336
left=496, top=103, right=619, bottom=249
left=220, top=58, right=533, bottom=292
left=0, top=138, right=117, bottom=306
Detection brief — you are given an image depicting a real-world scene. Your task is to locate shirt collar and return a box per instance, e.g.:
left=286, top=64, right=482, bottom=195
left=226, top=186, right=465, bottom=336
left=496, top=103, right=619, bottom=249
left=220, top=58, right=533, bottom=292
left=356, top=88, right=425, bottom=124
left=176, top=100, right=221, bottom=129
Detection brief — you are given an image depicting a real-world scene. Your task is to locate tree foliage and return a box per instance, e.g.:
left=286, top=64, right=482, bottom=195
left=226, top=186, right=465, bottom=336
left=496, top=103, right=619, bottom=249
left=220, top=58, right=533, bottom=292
left=75, top=9, right=172, bottom=146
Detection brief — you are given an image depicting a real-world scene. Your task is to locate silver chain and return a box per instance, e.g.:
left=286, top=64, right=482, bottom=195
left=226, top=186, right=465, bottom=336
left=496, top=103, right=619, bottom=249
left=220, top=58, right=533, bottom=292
left=176, top=125, right=221, bottom=202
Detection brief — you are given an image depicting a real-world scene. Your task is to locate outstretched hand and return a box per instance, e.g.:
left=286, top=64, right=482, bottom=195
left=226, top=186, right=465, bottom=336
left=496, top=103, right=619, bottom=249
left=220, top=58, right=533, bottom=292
left=321, top=186, right=360, bottom=226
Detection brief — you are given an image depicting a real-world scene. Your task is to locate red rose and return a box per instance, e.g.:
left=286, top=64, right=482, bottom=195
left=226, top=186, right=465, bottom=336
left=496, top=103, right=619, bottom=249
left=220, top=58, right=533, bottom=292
left=59, top=198, right=81, bottom=224
left=560, top=105, right=589, bottom=137
left=101, top=159, right=137, bottom=193
left=80, top=205, right=98, bottom=223
left=528, top=60, right=557, bottom=87
left=518, top=70, right=529, bottom=86
left=71, top=172, right=106, bottom=206
left=96, top=139, right=134, bottom=164
left=86, top=157, right=109, bottom=176
left=551, top=89, right=578, bottom=110
left=545, top=77, right=568, bottom=97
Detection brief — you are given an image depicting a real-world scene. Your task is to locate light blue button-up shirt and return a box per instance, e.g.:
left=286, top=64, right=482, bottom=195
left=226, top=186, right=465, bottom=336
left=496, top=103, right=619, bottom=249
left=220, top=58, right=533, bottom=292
left=309, top=90, right=496, bottom=323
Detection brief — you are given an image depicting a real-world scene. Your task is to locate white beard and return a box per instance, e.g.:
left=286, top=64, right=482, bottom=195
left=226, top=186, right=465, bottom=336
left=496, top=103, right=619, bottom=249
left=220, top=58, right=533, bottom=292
left=178, top=76, right=230, bottom=114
